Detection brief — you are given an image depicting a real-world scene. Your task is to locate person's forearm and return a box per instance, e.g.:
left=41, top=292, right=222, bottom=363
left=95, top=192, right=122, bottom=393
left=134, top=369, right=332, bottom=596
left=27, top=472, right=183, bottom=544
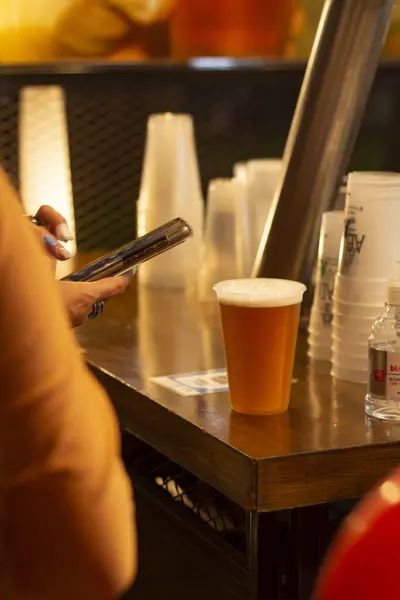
left=0, top=169, right=136, bottom=599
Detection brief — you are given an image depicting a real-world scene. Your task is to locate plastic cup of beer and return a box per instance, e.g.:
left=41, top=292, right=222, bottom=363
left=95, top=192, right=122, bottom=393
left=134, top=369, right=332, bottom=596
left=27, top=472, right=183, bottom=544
left=214, top=278, right=306, bottom=415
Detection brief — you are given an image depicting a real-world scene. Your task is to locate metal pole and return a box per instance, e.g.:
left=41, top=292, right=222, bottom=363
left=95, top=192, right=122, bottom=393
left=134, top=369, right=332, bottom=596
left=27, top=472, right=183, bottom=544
left=254, top=0, right=394, bottom=294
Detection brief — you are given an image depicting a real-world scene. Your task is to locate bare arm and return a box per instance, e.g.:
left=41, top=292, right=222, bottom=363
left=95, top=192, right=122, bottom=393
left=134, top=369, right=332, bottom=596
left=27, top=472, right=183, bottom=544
left=0, top=169, right=136, bottom=600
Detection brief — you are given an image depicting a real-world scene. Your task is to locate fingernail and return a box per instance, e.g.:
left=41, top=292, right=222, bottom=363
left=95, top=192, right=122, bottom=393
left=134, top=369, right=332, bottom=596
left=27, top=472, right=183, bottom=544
left=119, top=269, right=135, bottom=280
left=59, top=247, right=72, bottom=259
left=44, top=235, right=59, bottom=248
left=56, top=223, right=73, bottom=242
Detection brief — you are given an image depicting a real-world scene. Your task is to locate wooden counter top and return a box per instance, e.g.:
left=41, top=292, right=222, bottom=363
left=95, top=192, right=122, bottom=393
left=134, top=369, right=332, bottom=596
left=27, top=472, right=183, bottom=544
left=75, top=274, right=400, bottom=512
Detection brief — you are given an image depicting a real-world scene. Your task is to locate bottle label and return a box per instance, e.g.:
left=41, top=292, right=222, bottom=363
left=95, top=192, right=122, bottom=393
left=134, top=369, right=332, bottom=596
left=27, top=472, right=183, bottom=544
left=369, top=348, right=400, bottom=400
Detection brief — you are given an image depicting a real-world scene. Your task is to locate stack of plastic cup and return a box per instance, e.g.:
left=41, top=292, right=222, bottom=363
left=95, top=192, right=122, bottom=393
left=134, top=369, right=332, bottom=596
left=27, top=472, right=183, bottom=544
left=308, top=211, right=344, bottom=361
left=137, top=113, right=204, bottom=289
left=232, top=159, right=283, bottom=274
left=246, top=159, right=283, bottom=266
left=19, top=86, right=76, bottom=262
left=335, top=178, right=347, bottom=210
left=233, top=161, right=247, bottom=182
left=199, top=178, right=250, bottom=301
left=332, top=171, right=400, bottom=383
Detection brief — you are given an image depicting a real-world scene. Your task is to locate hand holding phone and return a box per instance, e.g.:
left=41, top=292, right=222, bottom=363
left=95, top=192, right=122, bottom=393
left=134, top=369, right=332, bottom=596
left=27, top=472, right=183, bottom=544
left=62, top=218, right=193, bottom=282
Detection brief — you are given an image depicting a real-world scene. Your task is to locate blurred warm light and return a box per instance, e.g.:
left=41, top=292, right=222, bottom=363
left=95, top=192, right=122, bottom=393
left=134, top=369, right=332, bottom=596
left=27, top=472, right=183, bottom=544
left=0, top=0, right=71, bottom=62
left=19, top=86, right=76, bottom=264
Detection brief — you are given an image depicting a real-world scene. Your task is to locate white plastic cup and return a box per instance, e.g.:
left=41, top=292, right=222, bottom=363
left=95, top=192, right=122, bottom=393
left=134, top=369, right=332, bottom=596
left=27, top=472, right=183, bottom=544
left=335, top=183, right=347, bottom=211
left=347, top=171, right=400, bottom=196
left=308, top=344, right=331, bottom=362
left=312, top=293, right=335, bottom=314
left=233, top=174, right=253, bottom=277
left=332, top=279, right=380, bottom=370
left=20, top=86, right=76, bottom=259
left=332, top=327, right=371, bottom=345
left=318, top=211, right=344, bottom=259
left=334, top=273, right=387, bottom=304
left=308, top=210, right=344, bottom=361
left=332, top=354, right=368, bottom=371
left=332, top=354, right=368, bottom=368
left=137, top=113, right=204, bottom=288
left=245, top=158, right=283, bottom=269
left=309, top=306, right=333, bottom=331
left=331, top=319, right=370, bottom=376
left=199, top=179, right=248, bottom=301
left=332, top=336, right=369, bottom=357
left=338, top=171, right=400, bottom=280
left=333, top=311, right=380, bottom=332
left=342, top=205, right=400, bottom=230
left=332, top=336, right=369, bottom=354
left=233, top=161, right=247, bottom=182
left=334, top=285, right=387, bottom=305
left=339, top=214, right=400, bottom=279
left=314, top=212, right=344, bottom=292
left=310, top=215, right=344, bottom=323
left=333, top=298, right=384, bottom=319
left=308, top=328, right=332, bottom=346
left=335, top=273, right=386, bottom=294
left=331, top=363, right=368, bottom=384
left=346, top=172, right=400, bottom=207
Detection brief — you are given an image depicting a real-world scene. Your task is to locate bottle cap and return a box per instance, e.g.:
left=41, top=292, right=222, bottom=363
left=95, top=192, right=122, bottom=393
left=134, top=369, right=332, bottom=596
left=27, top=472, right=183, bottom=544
left=388, top=261, right=400, bottom=304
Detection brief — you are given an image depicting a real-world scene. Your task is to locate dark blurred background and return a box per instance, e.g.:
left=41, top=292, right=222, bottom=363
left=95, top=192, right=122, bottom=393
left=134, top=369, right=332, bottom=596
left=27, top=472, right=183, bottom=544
left=1, top=61, right=400, bottom=250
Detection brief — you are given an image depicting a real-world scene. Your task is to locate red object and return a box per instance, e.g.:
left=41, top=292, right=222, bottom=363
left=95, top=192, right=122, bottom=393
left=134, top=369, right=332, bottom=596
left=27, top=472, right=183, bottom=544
left=171, top=0, right=295, bottom=59
left=314, top=467, right=400, bottom=600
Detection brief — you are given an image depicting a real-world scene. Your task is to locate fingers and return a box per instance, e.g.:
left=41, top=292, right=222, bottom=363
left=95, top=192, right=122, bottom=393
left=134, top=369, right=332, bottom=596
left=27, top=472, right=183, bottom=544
left=38, top=228, right=72, bottom=261
left=35, top=205, right=73, bottom=242
left=89, top=273, right=133, bottom=302
left=29, top=206, right=73, bottom=261
left=58, top=272, right=135, bottom=327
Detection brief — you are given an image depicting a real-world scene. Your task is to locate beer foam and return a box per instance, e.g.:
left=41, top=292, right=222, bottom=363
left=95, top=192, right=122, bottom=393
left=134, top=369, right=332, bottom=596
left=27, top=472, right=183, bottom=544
left=214, top=279, right=306, bottom=308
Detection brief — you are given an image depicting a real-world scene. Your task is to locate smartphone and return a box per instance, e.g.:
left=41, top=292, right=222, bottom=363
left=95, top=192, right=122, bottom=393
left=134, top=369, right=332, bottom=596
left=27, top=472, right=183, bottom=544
left=62, top=218, right=193, bottom=282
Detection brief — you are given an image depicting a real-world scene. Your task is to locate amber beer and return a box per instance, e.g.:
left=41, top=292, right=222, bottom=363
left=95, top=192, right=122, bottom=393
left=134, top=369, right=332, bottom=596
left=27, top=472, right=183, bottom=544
left=214, top=279, right=306, bottom=415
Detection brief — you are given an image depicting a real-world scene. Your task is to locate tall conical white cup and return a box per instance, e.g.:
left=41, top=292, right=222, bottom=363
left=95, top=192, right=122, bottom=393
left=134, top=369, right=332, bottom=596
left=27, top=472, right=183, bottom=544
left=138, top=113, right=204, bottom=288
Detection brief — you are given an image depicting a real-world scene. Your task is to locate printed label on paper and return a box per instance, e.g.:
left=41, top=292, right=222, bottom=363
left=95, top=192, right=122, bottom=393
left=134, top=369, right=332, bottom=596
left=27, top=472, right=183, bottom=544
left=151, top=370, right=298, bottom=397
left=151, top=369, right=229, bottom=396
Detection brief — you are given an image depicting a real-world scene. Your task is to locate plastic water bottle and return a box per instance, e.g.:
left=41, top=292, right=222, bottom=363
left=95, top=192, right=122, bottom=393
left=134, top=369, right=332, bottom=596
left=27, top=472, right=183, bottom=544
left=366, top=262, right=400, bottom=421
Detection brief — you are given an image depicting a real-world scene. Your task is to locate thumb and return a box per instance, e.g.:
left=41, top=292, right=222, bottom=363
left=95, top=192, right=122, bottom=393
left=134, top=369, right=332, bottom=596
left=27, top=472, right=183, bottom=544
left=89, top=272, right=133, bottom=302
